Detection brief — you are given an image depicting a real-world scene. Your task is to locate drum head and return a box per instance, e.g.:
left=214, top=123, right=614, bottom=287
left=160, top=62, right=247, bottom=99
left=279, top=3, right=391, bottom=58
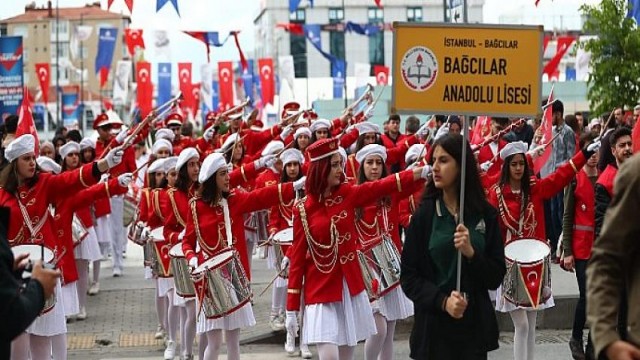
left=273, top=227, right=293, bottom=244
left=168, top=243, right=184, bottom=258
left=12, top=245, right=54, bottom=263
left=504, top=238, right=550, bottom=263
left=150, top=227, right=165, bottom=241
left=194, top=250, right=234, bottom=274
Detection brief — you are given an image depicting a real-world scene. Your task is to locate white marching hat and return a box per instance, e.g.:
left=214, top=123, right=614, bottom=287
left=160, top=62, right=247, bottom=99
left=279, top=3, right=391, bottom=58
left=5, top=134, right=35, bottom=162
left=37, top=156, right=61, bottom=174
left=59, top=141, right=80, bottom=159
left=199, top=153, right=227, bottom=183
left=152, top=139, right=173, bottom=155
left=163, top=156, right=178, bottom=174
left=499, top=141, right=528, bottom=160
left=147, top=158, right=166, bottom=174
left=356, top=144, right=387, bottom=164
left=309, top=119, right=331, bottom=133
left=155, top=128, right=175, bottom=142
left=357, top=122, right=381, bottom=135
left=79, top=138, right=96, bottom=150
left=294, top=127, right=311, bottom=140
left=261, top=140, right=285, bottom=157
left=280, top=148, right=304, bottom=166
left=405, top=144, right=425, bottom=165
left=176, top=147, right=199, bottom=171
left=218, top=133, right=239, bottom=154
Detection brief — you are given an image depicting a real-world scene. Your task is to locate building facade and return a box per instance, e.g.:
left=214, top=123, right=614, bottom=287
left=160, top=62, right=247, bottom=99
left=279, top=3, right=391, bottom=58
left=253, top=0, right=485, bottom=78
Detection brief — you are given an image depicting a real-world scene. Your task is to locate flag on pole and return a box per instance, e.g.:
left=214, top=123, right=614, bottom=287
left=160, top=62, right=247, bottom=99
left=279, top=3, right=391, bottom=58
left=95, top=27, right=118, bottom=88
left=629, top=0, right=640, bottom=23
left=373, top=65, right=389, bottom=86
left=34, top=63, right=50, bottom=103
left=533, top=85, right=555, bottom=174
left=157, top=62, right=172, bottom=107
left=124, top=28, right=145, bottom=56
left=543, top=37, right=575, bottom=80
left=471, top=116, right=491, bottom=145
left=332, top=59, right=345, bottom=99
left=136, top=61, right=153, bottom=118
left=218, top=61, right=234, bottom=110
left=178, top=63, right=193, bottom=114
left=258, top=58, right=275, bottom=106
left=16, top=87, right=40, bottom=155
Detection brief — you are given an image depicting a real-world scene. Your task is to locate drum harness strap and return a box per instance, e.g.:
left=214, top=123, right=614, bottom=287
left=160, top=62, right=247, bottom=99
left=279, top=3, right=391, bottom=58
left=296, top=199, right=339, bottom=274
left=495, top=186, right=526, bottom=243
left=15, top=193, right=48, bottom=244
left=168, top=189, right=186, bottom=227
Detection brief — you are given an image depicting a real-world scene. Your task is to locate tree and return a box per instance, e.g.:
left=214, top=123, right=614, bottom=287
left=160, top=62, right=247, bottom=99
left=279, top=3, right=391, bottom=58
left=579, top=0, right=640, bottom=115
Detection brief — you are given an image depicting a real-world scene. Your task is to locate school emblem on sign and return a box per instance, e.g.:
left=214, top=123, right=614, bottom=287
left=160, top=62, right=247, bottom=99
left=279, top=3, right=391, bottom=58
left=401, top=46, right=438, bottom=92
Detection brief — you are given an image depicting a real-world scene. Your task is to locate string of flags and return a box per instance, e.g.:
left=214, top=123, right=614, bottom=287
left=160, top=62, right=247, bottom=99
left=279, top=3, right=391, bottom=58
left=277, top=21, right=393, bottom=36
left=288, top=0, right=382, bottom=13
left=107, top=0, right=181, bottom=16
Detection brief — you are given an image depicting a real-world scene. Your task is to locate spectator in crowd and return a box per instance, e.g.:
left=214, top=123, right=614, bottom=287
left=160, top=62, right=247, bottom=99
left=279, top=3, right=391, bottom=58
left=404, top=115, right=420, bottom=136
left=598, top=108, right=629, bottom=172
left=505, top=117, right=534, bottom=146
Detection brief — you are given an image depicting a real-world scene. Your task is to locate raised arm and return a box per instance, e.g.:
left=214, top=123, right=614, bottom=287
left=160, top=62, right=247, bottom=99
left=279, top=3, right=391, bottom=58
left=537, top=151, right=586, bottom=200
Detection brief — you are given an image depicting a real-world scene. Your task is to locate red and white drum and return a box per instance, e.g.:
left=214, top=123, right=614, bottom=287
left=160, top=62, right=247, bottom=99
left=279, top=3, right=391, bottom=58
left=169, top=243, right=195, bottom=298
left=357, top=235, right=402, bottom=301
left=191, top=248, right=251, bottom=319
left=502, top=238, right=552, bottom=308
left=272, top=227, right=293, bottom=277
left=11, top=244, right=56, bottom=314
left=71, top=215, right=89, bottom=247
left=149, top=227, right=172, bottom=278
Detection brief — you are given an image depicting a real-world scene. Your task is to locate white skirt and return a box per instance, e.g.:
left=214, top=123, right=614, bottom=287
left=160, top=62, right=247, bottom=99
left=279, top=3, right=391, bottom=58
left=144, top=266, right=153, bottom=280
left=74, top=227, right=102, bottom=261
left=303, top=279, right=376, bottom=346
left=371, top=285, right=414, bottom=321
left=196, top=302, right=256, bottom=334
left=267, top=245, right=276, bottom=270
left=157, top=277, right=175, bottom=298
left=495, top=284, right=555, bottom=312
left=62, top=281, right=79, bottom=316
left=27, top=279, right=67, bottom=336
left=173, top=291, right=194, bottom=307
left=95, top=215, right=112, bottom=244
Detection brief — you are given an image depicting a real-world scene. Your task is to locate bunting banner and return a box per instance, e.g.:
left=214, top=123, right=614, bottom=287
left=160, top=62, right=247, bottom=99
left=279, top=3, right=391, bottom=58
left=218, top=61, right=234, bottom=110
left=61, top=87, right=81, bottom=127
left=277, top=22, right=393, bottom=35
left=108, top=0, right=134, bottom=13
left=241, top=59, right=255, bottom=102
left=16, top=87, right=40, bottom=154
left=230, top=31, right=248, bottom=71
left=332, top=59, right=345, bottom=99
left=113, top=60, right=132, bottom=105
left=34, top=63, right=50, bottom=103
left=200, top=64, right=213, bottom=114
left=0, top=36, right=24, bottom=119
left=178, top=62, right=193, bottom=114
left=191, top=82, right=200, bottom=117
left=124, top=28, right=145, bottom=56
left=184, top=31, right=230, bottom=62
left=278, top=55, right=295, bottom=100
left=212, top=80, right=220, bottom=111
left=543, top=36, right=575, bottom=80
left=157, top=0, right=180, bottom=16
left=345, top=21, right=380, bottom=36
left=534, top=87, right=554, bottom=175
left=95, top=27, right=118, bottom=88
left=157, top=62, right=172, bottom=108
left=373, top=65, right=389, bottom=86
left=136, top=61, right=153, bottom=118
left=154, top=30, right=171, bottom=60
left=70, top=25, right=93, bottom=59
left=258, top=58, right=274, bottom=106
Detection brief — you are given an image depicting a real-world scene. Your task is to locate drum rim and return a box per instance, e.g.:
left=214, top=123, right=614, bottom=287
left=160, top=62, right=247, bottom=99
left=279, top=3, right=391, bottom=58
left=504, top=238, right=550, bottom=264
left=149, top=226, right=165, bottom=239
left=273, top=227, right=293, bottom=242
left=11, top=244, right=55, bottom=262
left=192, top=248, right=235, bottom=274
left=168, top=243, right=185, bottom=257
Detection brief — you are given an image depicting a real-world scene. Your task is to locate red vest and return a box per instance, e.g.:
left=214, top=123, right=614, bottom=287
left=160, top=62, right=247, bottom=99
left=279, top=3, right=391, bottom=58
left=571, top=171, right=595, bottom=260
left=596, top=164, right=617, bottom=197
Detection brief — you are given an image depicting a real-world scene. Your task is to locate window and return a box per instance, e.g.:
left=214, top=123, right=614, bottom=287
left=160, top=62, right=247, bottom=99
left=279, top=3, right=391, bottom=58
left=80, top=46, right=88, bottom=59
left=368, top=7, right=384, bottom=74
left=329, top=8, right=345, bottom=76
left=289, top=9, right=307, bottom=78
left=50, top=20, right=68, bottom=35
left=407, top=7, right=423, bottom=22
left=12, top=25, right=28, bottom=38
left=23, top=48, right=29, bottom=63
left=0, top=24, right=7, bottom=36
left=51, top=42, right=69, bottom=58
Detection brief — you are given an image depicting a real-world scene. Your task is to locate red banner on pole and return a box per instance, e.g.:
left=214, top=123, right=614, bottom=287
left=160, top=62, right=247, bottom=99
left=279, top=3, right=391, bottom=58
left=34, top=63, right=50, bottom=103
left=178, top=62, right=193, bottom=114
left=124, top=28, right=145, bottom=56
left=258, top=58, right=274, bottom=106
left=136, top=61, right=152, bottom=118
left=373, top=65, right=389, bottom=86
left=218, top=61, right=234, bottom=111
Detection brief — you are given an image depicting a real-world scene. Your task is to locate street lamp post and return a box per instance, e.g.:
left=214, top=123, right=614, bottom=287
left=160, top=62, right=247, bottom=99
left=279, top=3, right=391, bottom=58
left=56, top=0, right=61, bottom=129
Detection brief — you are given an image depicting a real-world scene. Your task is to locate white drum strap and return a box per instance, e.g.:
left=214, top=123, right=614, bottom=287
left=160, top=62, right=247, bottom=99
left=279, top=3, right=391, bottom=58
left=220, top=199, right=233, bottom=247
left=15, top=194, right=48, bottom=242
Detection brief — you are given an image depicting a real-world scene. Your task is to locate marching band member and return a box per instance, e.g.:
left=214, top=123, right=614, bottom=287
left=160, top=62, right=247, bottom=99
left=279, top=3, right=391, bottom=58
left=265, top=148, right=309, bottom=357
left=487, top=140, right=599, bottom=360
left=181, top=152, right=300, bottom=360
left=293, top=127, right=312, bottom=171
left=1, top=134, right=123, bottom=360
left=353, top=144, right=423, bottom=360
left=399, top=144, right=428, bottom=229
left=476, top=117, right=510, bottom=178
left=401, top=134, right=505, bottom=360
left=286, top=138, right=429, bottom=360
left=163, top=148, right=200, bottom=360
left=309, top=119, right=333, bottom=143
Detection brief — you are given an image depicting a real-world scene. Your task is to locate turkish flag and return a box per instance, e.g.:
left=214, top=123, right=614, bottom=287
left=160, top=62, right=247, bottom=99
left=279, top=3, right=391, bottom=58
left=178, top=62, right=193, bottom=114
left=533, top=88, right=554, bottom=174
left=373, top=65, right=389, bottom=86
left=191, top=82, right=201, bottom=117
left=258, top=58, right=274, bottom=106
left=218, top=61, right=234, bottom=111
left=136, top=61, right=153, bottom=118
left=124, top=28, right=145, bottom=56
left=471, top=116, right=491, bottom=145
left=543, top=36, right=575, bottom=79
left=519, top=261, right=545, bottom=308
left=34, top=63, right=50, bottom=103
left=16, top=87, right=40, bottom=155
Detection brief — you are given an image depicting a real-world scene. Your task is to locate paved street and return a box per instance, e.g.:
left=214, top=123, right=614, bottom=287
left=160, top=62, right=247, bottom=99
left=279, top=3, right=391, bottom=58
left=66, top=240, right=582, bottom=359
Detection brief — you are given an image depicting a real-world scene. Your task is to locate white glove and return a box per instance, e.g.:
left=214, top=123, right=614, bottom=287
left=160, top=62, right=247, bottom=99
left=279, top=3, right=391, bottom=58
left=419, top=165, right=432, bottom=179
left=99, top=173, right=109, bottom=183
left=345, top=124, right=356, bottom=134
left=364, top=108, right=374, bottom=120
left=285, top=311, right=299, bottom=336
left=281, top=256, right=290, bottom=271
left=434, top=123, right=450, bottom=141
left=480, top=161, right=493, bottom=172
left=117, top=173, right=133, bottom=187
left=203, top=126, right=217, bottom=141
left=105, top=146, right=124, bottom=169
left=415, top=122, right=431, bottom=137
left=587, top=140, right=601, bottom=153
left=189, top=257, right=198, bottom=269
left=526, top=144, right=545, bottom=159
left=293, top=176, right=306, bottom=191
left=115, top=129, right=128, bottom=144
left=178, top=229, right=186, bottom=241
left=255, top=154, right=277, bottom=170
left=280, top=125, right=293, bottom=140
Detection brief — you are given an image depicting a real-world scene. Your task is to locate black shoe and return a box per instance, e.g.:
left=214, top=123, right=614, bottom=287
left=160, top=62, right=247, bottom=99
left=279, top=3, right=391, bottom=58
left=569, top=337, right=586, bottom=360
left=585, top=339, right=596, bottom=360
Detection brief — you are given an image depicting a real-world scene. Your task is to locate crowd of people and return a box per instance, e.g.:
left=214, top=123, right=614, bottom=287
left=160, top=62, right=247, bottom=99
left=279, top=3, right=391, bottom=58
left=0, top=97, right=638, bottom=360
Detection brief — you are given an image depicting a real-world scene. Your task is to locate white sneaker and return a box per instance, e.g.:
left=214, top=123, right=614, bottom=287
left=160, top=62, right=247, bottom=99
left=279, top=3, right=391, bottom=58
left=284, top=332, right=296, bottom=355
left=113, top=268, right=122, bottom=277
left=88, top=282, right=99, bottom=295
left=164, top=340, right=176, bottom=359
left=77, top=307, right=87, bottom=320
left=155, top=325, right=165, bottom=340
left=300, top=344, right=312, bottom=359
left=270, top=315, right=285, bottom=332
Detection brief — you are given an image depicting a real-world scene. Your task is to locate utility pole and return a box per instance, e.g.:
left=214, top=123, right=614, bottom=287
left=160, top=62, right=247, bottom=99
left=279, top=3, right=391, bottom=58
left=56, top=0, right=61, bottom=129
left=342, top=0, right=347, bottom=108
left=80, top=13, right=85, bottom=131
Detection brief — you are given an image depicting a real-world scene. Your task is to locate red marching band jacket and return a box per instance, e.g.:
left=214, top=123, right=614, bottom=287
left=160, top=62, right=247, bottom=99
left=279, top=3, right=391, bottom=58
left=571, top=170, right=595, bottom=260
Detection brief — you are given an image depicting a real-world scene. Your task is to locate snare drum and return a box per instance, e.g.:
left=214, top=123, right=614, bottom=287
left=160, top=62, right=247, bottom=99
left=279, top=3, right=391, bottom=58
left=128, top=222, right=149, bottom=246
left=149, top=227, right=172, bottom=278
left=272, top=228, right=293, bottom=277
left=191, top=248, right=251, bottom=319
left=11, top=244, right=56, bottom=314
left=169, top=244, right=195, bottom=298
left=502, top=238, right=552, bottom=308
left=123, top=195, right=138, bottom=227
left=357, top=235, right=402, bottom=301
left=72, top=215, right=89, bottom=247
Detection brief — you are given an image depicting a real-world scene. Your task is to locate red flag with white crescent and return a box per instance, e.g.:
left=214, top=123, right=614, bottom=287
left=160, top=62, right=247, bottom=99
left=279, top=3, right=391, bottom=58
left=543, top=36, right=575, bottom=79
left=191, top=82, right=201, bottom=117
left=136, top=61, right=153, bottom=118
left=34, top=63, right=50, bottom=103
left=218, top=61, right=234, bottom=111
left=178, top=62, right=193, bottom=114
left=519, top=261, right=545, bottom=308
left=16, top=87, right=40, bottom=155
left=533, top=88, right=554, bottom=174
left=258, top=58, right=274, bottom=106
left=124, top=28, right=145, bottom=56
left=373, top=65, right=389, bottom=86
left=471, top=116, right=492, bottom=145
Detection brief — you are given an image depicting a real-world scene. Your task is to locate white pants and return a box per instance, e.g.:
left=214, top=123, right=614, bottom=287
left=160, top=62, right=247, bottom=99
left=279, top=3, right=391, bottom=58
left=110, top=195, right=126, bottom=272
